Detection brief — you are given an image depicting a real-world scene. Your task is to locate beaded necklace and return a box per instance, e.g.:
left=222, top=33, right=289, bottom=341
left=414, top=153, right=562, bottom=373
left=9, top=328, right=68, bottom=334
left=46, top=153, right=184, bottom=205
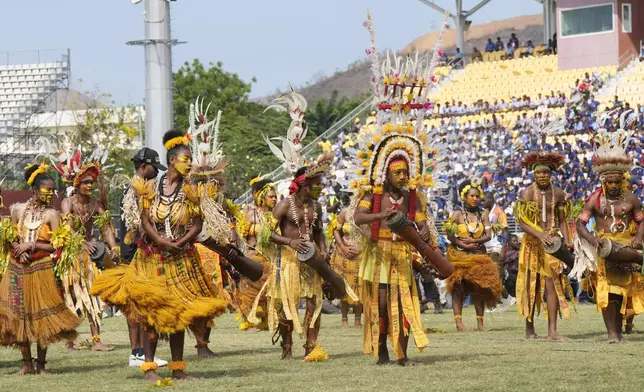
left=534, top=182, right=555, bottom=232
left=288, top=195, right=317, bottom=241
left=153, top=174, right=186, bottom=239
left=18, top=198, right=47, bottom=243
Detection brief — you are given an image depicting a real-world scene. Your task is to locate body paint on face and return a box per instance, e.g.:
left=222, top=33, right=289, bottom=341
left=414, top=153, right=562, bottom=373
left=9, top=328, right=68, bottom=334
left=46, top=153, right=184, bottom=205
left=79, top=179, right=94, bottom=196
left=264, top=190, right=277, bottom=209
left=310, top=184, right=323, bottom=199
left=174, top=155, right=192, bottom=176
left=38, top=188, right=54, bottom=205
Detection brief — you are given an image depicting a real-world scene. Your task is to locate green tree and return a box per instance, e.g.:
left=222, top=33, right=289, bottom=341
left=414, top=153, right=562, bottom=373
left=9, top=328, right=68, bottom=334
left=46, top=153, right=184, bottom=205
left=306, top=91, right=364, bottom=137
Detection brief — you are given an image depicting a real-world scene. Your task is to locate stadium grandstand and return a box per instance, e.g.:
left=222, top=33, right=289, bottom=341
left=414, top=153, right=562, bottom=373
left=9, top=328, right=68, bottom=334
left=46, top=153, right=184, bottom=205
left=0, top=49, right=70, bottom=182
left=242, top=1, right=644, bottom=237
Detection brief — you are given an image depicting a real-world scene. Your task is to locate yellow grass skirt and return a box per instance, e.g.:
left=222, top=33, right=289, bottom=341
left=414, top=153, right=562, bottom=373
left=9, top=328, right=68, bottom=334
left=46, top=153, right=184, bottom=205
left=516, top=235, right=573, bottom=321
left=0, top=256, right=80, bottom=346
left=445, top=246, right=502, bottom=309
left=589, top=232, right=644, bottom=315
left=237, top=253, right=271, bottom=322
left=330, top=249, right=360, bottom=305
left=359, top=240, right=428, bottom=360
left=262, top=246, right=322, bottom=335
left=90, top=247, right=227, bottom=334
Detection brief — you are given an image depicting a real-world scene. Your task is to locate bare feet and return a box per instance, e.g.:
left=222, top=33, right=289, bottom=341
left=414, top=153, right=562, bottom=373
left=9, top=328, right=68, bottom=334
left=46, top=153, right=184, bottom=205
left=66, top=342, right=76, bottom=352
left=476, top=320, right=487, bottom=332
left=197, top=346, right=218, bottom=359
left=397, top=358, right=418, bottom=367
left=92, top=341, right=115, bottom=352
left=172, top=370, right=194, bottom=380
left=546, top=333, right=568, bottom=341
left=16, top=364, right=36, bottom=375
left=525, top=323, right=537, bottom=339
left=625, top=323, right=634, bottom=334
left=455, top=317, right=467, bottom=332
left=376, top=344, right=390, bottom=365
left=143, top=370, right=162, bottom=382
left=354, top=321, right=363, bottom=329
left=281, top=344, right=293, bottom=360
left=341, top=319, right=349, bottom=328
left=35, top=362, right=47, bottom=375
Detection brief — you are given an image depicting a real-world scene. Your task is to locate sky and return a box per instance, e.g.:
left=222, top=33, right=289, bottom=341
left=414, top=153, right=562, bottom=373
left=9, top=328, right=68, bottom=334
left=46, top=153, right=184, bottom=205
left=1, top=0, right=542, bottom=106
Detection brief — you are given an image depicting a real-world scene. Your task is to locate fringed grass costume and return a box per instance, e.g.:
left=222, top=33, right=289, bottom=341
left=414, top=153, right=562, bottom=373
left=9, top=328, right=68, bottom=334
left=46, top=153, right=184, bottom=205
left=91, top=177, right=227, bottom=335
left=329, top=217, right=361, bottom=305
left=589, top=229, right=644, bottom=315
left=515, top=198, right=574, bottom=321
left=359, top=226, right=429, bottom=359
left=0, top=221, right=81, bottom=346
left=444, top=221, right=502, bottom=309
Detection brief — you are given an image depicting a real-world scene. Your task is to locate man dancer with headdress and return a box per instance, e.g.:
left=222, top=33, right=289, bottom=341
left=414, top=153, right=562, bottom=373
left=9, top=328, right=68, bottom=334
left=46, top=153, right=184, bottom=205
left=52, top=148, right=120, bottom=351
left=574, top=130, right=644, bottom=343
left=514, top=152, right=574, bottom=340
left=259, top=88, right=337, bottom=361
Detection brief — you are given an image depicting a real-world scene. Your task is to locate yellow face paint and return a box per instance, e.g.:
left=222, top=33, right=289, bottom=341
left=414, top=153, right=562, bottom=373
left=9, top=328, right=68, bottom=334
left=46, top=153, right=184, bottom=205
left=310, top=184, right=323, bottom=199
left=38, top=188, right=54, bottom=205
left=174, top=155, right=192, bottom=176
left=264, top=190, right=277, bottom=209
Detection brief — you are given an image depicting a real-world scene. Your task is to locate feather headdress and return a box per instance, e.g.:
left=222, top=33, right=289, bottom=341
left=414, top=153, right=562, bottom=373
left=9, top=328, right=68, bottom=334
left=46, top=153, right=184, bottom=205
left=187, top=96, right=226, bottom=179
left=50, top=145, right=107, bottom=187
left=263, top=87, right=309, bottom=175
left=591, top=129, right=633, bottom=176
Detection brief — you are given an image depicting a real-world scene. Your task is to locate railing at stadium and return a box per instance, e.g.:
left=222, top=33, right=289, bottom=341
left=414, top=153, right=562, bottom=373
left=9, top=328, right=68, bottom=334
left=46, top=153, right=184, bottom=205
left=234, top=94, right=375, bottom=204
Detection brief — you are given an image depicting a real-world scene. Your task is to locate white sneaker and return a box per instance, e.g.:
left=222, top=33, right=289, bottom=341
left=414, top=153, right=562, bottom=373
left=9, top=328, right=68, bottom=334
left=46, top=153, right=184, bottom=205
left=128, top=354, right=144, bottom=367
left=154, top=356, right=168, bottom=367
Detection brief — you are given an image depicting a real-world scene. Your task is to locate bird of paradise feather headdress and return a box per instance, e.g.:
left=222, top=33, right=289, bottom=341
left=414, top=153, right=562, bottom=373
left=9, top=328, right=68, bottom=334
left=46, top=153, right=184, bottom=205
left=50, top=145, right=107, bottom=187
left=591, top=129, right=633, bottom=176
left=187, top=96, right=227, bottom=180
left=342, top=10, right=449, bottom=240
left=264, top=88, right=333, bottom=194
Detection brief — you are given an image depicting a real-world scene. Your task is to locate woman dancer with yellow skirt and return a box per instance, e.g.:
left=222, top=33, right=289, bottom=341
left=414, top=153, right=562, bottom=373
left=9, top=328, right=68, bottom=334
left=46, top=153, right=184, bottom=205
left=328, top=206, right=362, bottom=328
left=91, top=129, right=227, bottom=381
left=236, top=177, right=277, bottom=331
left=0, top=163, right=81, bottom=374
left=444, top=179, right=502, bottom=331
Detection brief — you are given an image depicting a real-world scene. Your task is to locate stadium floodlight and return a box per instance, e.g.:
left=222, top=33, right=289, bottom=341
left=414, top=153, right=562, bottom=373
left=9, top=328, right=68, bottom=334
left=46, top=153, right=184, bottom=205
left=131, top=0, right=143, bottom=4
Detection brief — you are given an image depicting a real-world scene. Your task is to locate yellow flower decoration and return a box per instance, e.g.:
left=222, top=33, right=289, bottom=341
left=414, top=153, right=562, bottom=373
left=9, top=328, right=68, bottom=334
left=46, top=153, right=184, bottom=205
left=26, top=162, right=50, bottom=186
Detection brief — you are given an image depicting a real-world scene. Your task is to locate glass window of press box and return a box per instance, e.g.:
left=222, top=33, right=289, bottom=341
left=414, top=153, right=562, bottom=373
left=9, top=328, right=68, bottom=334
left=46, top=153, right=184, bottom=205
left=561, top=3, right=614, bottom=37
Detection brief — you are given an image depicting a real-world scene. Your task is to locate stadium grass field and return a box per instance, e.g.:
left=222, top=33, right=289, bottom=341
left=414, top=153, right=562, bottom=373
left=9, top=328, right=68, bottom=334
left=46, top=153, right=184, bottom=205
left=1, top=304, right=643, bottom=391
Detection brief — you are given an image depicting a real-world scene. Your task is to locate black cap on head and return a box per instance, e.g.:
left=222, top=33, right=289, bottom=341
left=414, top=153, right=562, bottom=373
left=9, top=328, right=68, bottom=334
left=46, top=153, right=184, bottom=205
left=132, top=147, right=167, bottom=171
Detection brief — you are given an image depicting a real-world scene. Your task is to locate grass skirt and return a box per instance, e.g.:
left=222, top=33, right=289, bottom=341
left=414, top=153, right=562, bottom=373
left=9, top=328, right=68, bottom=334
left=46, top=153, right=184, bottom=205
left=237, top=253, right=271, bottom=321
left=359, top=240, right=428, bottom=360
left=330, top=249, right=361, bottom=305
left=588, top=232, right=644, bottom=315
left=445, top=246, right=502, bottom=309
left=516, top=235, right=573, bottom=321
left=0, top=255, right=80, bottom=346
left=90, top=247, right=227, bottom=334
left=62, top=250, right=104, bottom=323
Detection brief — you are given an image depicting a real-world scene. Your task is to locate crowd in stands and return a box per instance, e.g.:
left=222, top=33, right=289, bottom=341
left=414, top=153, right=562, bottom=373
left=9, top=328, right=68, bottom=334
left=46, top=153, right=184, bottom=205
left=321, top=69, right=643, bottom=225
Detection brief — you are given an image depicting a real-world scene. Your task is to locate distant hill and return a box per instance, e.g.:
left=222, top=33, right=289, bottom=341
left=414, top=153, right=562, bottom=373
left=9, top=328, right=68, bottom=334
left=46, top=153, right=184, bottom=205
left=263, top=14, right=545, bottom=104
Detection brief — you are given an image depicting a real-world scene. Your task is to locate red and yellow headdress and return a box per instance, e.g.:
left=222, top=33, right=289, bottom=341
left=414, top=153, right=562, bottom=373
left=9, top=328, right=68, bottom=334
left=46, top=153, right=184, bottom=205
left=50, top=146, right=105, bottom=187
left=520, top=151, right=565, bottom=172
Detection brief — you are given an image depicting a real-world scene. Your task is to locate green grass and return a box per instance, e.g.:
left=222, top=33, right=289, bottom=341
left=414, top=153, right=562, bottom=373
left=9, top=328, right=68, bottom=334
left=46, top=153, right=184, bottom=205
left=1, top=304, right=642, bottom=391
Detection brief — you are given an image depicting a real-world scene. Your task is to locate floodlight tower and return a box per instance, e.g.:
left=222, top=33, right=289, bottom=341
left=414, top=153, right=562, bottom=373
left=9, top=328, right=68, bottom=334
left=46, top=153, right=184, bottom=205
left=416, top=0, right=492, bottom=53
left=127, top=0, right=184, bottom=163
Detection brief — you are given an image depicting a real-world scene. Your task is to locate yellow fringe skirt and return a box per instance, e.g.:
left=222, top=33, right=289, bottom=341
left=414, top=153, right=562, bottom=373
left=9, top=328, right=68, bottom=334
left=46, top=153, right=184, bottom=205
left=358, top=240, right=428, bottom=360
left=90, top=247, right=227, bottom=334
left=261, top=246, right=322, bottom=335
left=588, top=232, right=644, bottom=315
left=516, top=235, right=574, bottom=321
left=330, top=249, right=361, bottom=305
left=445, top=246, right=502, bottom=309
left=237, top=253, right=271, bottom=322
left=0, top=256, right=80, bottom=346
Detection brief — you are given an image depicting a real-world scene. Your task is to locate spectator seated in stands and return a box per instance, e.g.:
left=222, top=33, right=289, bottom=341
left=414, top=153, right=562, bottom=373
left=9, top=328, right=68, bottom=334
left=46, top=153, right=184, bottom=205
left=449, top=48, right=465, bottom=68
left=520, top=40, right=534, bottom=58
left=472, top=47, right=483, bottom=63
left=502, top=42, right=515, bottom=60
left=495, top=37, right=504, bottom=51
left=538, top=39, right=554, bottom=55
left=485, top=38, right=495, bottom=53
